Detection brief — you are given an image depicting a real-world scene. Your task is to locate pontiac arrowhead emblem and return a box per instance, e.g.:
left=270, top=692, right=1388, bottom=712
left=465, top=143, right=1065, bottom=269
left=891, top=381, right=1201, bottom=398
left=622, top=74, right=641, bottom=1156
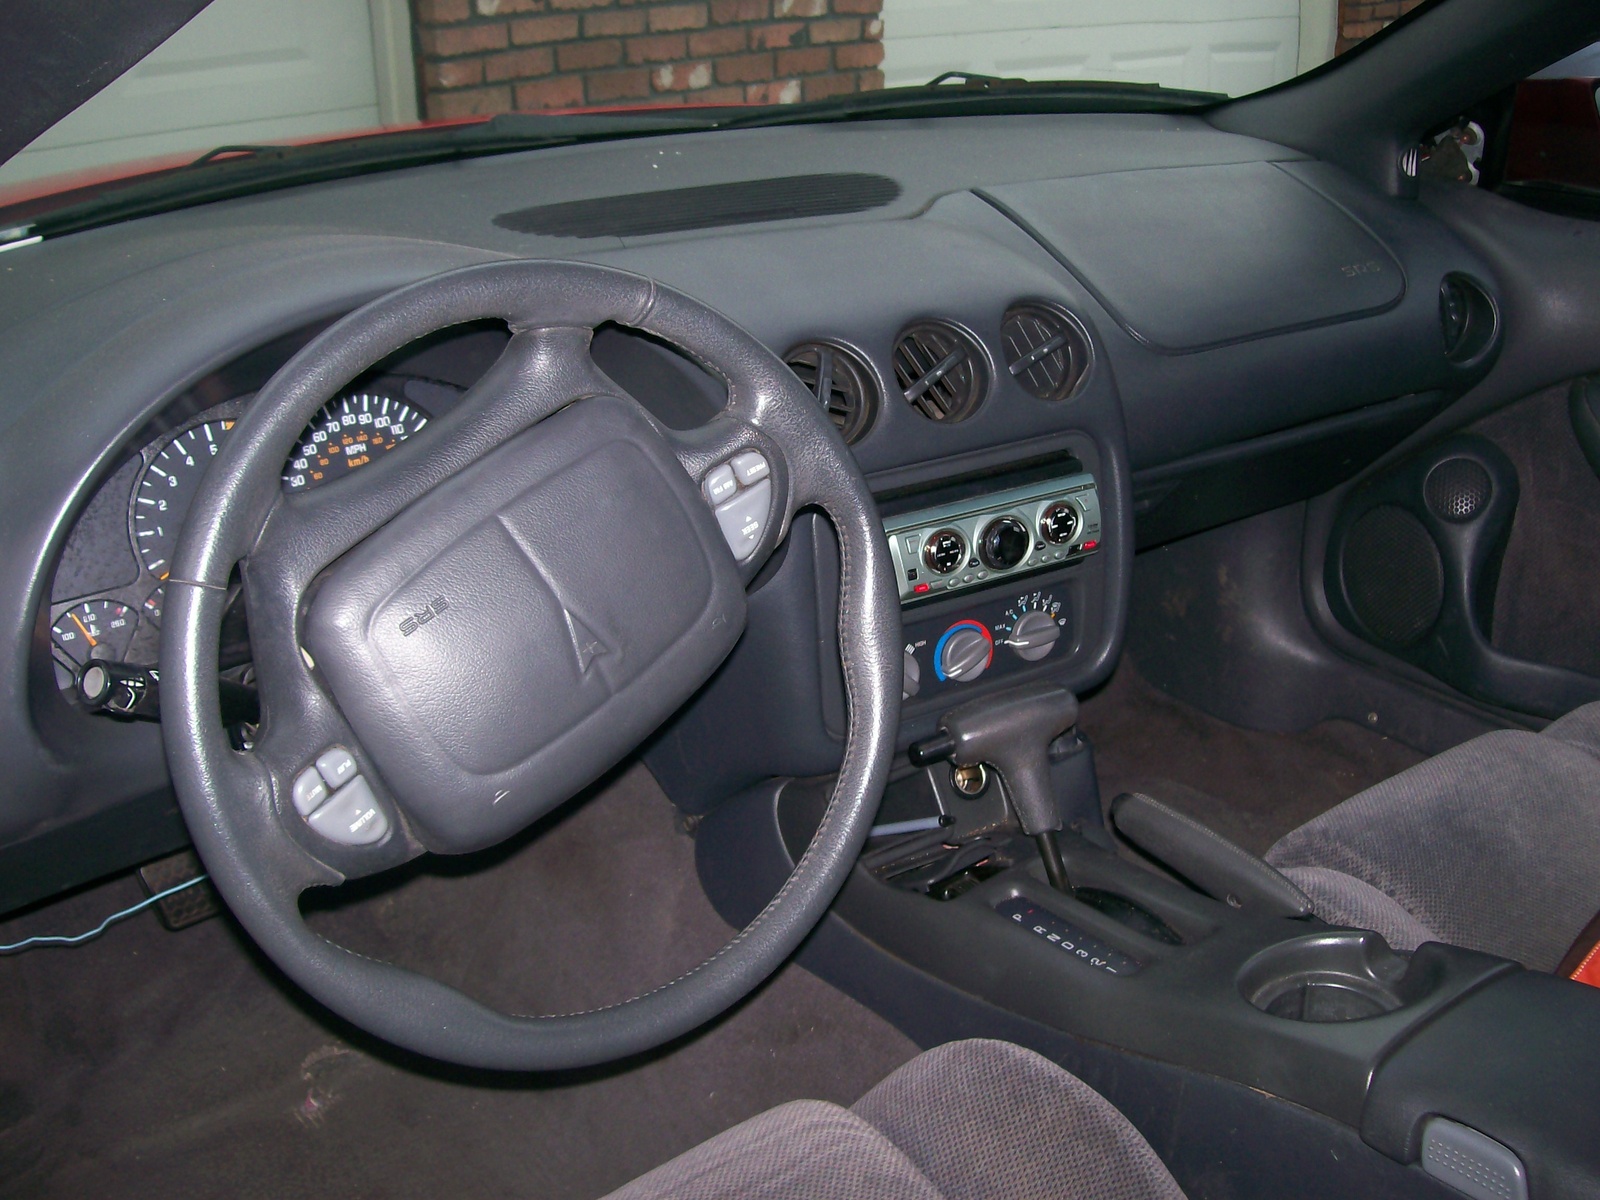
left=563, top=609, right=609, bottom=675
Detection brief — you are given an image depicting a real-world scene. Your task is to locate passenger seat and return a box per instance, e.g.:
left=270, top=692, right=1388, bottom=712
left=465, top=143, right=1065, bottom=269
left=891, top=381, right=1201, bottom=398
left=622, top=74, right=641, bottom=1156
left=1265, top=701, right=1600, bottom=973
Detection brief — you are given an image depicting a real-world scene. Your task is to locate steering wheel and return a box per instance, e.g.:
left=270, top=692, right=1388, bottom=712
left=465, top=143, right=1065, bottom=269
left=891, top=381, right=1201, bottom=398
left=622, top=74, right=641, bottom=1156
left=160, top=261, right=900, bottom=1071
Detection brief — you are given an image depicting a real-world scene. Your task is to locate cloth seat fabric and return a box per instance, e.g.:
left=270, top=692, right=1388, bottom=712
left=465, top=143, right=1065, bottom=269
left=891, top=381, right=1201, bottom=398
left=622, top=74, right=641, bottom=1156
left=603, top=1039, right=1185, bottom=1200
left=1266, top=702, right=1600, bottom=972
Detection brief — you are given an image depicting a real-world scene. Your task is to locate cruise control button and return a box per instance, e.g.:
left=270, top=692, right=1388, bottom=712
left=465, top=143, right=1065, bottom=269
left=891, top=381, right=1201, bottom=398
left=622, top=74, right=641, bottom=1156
left=315, top=746, right=358, bottom=789
left=292, top=768, right=329, bottom=817
left=703, top=463, right=738, bottom=505
left=729, top=450, right=770, bottom=486
left=305, top=775, right=389, bottom=846
left=713, top=478, right=771, bottom=561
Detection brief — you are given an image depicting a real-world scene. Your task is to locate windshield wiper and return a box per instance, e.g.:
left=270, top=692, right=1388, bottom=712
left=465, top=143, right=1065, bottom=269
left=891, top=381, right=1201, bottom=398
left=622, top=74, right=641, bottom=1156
left=716, top=75, right=1225, bottom=130
left=3, top=111, right=727, bottom=243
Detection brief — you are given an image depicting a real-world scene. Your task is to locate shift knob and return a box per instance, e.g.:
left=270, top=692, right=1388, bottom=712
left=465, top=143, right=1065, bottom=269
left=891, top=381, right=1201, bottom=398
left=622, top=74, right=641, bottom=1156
left=938, top=682, right=1078, bottom=836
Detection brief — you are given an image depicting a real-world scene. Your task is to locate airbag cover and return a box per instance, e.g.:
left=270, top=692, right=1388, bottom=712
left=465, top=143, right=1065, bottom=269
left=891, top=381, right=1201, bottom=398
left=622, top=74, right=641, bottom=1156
left=304, top=395, right=746, bottom=852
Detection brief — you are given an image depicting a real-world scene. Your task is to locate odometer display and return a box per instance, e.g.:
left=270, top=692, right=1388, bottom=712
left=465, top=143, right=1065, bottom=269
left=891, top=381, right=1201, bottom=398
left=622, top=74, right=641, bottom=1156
left=283, top=393, right=428, bottom=493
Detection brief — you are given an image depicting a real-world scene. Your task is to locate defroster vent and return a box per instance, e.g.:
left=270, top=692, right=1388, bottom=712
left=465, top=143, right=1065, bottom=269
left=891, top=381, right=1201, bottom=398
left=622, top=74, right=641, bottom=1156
left=893, top=322, right=986, bottom=422
left=493, top=173, right=901, bottom=238
left=787, top=342, right=878, bottom=444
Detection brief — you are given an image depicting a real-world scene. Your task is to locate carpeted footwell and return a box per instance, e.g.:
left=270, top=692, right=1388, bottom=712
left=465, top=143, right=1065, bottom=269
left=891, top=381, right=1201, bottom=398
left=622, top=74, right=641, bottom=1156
left=0, top=763, right=918, bottom=1200
left=1080, top=661, right=1430, bottom=856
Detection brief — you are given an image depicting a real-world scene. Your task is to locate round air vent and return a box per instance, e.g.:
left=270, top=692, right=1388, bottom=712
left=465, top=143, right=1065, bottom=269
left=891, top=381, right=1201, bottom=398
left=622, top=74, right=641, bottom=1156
left=893, top=321, right=986, bottom=422
left=1340, top=505, right=1444, bottom=648
left=1425, top=458, right=1492, bottom=523
left=1439, top=274, right=1498, bottom=365
left=1001, top=302, right=1091, bottom=401
left=786, top=342, right=878, bottom=443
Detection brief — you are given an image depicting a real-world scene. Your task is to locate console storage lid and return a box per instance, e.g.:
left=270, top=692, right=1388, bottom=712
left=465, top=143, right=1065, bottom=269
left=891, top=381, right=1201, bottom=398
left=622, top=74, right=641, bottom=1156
left=1362, top=970, right=1600, bottom=1200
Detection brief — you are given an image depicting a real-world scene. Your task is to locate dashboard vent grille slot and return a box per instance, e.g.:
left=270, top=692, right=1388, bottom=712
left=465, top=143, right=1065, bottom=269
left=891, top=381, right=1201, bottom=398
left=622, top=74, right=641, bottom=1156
left=893, top=322, right=985, bottom=422
left=493, top=173, right=901, bottom=238
left=786, top=342, right=878, bottom=444
left=1001, top=303, right=1091, bottom=401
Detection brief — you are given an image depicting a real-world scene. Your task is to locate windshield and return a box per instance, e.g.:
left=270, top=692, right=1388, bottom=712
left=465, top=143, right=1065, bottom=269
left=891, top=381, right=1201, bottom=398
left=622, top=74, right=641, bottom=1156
left=0, top=0, right=1414, bottom=203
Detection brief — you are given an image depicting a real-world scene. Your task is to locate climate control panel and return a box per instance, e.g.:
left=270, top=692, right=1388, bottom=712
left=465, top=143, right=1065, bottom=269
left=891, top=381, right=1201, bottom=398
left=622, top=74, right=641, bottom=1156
left=902, top=587, right=1075, bottom=702
left=884, top=473, right=1100, bottom=604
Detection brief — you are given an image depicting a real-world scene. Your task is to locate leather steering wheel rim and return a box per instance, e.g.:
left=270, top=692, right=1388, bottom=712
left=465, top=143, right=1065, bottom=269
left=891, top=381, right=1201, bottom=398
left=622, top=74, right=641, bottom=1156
left=160, top=260, right=901, bottom=1071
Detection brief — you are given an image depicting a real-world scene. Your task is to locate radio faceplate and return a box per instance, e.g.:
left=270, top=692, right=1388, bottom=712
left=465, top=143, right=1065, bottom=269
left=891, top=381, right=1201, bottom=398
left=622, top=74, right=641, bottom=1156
left=884, top=473, right=1101, bottom=604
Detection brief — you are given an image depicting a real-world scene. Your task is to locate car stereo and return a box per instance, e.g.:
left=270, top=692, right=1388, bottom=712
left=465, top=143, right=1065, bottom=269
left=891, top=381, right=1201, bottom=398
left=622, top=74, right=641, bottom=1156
left=883, top=473, right=1101, bottom=604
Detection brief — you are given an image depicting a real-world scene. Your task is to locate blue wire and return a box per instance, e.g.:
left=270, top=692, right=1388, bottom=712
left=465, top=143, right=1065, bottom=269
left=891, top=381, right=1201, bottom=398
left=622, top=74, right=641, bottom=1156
left=0, top=875, right=210, bottom=955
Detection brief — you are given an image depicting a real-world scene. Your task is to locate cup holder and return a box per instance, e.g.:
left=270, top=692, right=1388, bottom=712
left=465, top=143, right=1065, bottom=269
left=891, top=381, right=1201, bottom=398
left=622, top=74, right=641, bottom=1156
left=1239, top=931, right=1415, bottom=1023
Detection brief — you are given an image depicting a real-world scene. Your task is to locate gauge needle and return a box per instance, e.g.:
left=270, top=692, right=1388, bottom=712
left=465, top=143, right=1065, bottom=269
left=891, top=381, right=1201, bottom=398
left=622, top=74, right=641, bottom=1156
left=69, top=612, right=97, bottom=647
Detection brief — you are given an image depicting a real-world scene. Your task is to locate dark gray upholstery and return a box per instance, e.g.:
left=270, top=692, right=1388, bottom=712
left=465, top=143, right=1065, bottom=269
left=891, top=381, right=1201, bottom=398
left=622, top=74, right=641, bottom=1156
left=603, top=1039, right=1185, bottom=1200
left=1273, top=865, right=1440, bottom=954
left=1545, top=700, right=1600, bottom=758
left=853, top=1039, right=1185, bottom=1200
left=1267, top=710, right=1600, bottom=972
left=603, top=1100, right=944, bottom=1200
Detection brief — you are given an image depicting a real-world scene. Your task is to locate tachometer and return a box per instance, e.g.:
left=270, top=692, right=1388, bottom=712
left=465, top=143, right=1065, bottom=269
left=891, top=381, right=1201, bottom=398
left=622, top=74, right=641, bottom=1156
left=51, top=600, right=138, bottom=667
left=133, top=419, right=236, bottom=580
left=282, top=392, right=428, bottom=492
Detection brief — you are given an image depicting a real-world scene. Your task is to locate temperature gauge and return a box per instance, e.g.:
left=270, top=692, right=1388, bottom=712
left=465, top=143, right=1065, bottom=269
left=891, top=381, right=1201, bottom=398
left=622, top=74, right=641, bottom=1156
left=51, top=600, right=139, bottom=689
left=994, top=592, right=1065, bottom=662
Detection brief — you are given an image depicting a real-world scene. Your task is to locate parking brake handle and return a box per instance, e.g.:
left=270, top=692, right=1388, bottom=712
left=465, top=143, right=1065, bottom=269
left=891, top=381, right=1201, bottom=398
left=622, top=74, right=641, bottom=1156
left=911, top=681, right=1080, bottom=892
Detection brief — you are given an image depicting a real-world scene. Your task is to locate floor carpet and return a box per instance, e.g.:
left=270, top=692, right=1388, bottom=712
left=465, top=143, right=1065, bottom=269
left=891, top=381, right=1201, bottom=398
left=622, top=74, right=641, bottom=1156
left=0, top=763, right=918, bottom=1200
left=1080, top=660, right=1429, bottom=855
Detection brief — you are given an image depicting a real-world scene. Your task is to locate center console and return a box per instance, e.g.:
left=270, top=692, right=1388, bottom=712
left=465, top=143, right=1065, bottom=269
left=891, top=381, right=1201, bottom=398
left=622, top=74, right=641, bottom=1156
left=694, top=675, right=1600, bottom=1200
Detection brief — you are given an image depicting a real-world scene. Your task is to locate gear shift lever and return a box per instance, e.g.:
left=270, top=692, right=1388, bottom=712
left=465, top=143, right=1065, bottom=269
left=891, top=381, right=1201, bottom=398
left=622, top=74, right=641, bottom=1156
left=910, top=681, right=1080, bottom=892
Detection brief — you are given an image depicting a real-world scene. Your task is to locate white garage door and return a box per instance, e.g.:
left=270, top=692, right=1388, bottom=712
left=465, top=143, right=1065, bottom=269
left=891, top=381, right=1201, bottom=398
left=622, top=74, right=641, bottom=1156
left=0, top=0, right=416, bottom=190
left=880, top=0, right=1320, bottom=97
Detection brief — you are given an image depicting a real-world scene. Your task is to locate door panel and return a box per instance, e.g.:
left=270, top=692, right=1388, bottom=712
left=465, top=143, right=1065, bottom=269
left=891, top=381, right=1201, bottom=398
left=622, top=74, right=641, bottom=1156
left=1324, top=383, right=1600, bottom=718
left=1480, top=381, right=1600, bottom=679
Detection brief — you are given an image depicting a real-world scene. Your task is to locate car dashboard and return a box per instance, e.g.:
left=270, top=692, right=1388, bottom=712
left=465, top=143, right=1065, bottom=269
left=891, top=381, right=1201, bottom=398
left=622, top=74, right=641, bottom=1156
left=0, top=110, right=1501, bottom=910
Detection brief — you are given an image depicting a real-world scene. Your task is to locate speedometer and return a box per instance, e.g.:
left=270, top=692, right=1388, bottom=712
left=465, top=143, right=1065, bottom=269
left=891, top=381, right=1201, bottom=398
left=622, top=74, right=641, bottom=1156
left=282, top=392, right=428, bottom=493
left=133, top=419, right=236, bottom=580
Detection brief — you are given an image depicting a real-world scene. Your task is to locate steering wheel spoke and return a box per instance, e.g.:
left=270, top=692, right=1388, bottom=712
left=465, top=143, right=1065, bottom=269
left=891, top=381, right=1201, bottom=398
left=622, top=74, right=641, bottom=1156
left=666, top=414, right=795, bottom=582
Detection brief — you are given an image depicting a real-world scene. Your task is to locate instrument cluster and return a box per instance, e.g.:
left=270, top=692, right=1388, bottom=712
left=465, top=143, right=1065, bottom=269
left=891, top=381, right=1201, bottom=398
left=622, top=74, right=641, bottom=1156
left=47, top=375, right=460, bottom=692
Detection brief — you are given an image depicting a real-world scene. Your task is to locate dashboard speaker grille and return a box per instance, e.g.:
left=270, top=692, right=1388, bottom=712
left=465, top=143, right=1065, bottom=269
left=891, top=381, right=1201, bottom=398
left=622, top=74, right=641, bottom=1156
left=1341, top=505, right=1444, bottom=647
left=1001, top=303, right=1090, bottom=401
left=1425, top=458, right=1491, bottom=523
left=492, top=173, right=901, bottom=238
left=786, top=342, right=877, bottom=443
left=893, top=322, right=985, bottom=422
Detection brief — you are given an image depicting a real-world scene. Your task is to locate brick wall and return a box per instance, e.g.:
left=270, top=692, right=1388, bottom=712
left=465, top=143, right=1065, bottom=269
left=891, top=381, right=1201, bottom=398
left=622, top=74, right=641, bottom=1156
left=1335, top=0, right=1425, bottom=56
left=413, top=0, right=884, bottom=117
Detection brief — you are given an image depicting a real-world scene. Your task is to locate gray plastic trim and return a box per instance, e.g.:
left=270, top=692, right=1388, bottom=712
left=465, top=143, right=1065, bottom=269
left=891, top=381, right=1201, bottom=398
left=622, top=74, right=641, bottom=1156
left=1421, top=1117, right=1528, bottom=1200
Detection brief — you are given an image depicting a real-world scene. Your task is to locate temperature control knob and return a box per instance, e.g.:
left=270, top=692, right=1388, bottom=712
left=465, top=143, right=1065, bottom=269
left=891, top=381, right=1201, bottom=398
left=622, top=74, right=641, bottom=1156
left=1007, top=610, right=1062, bottom=662
left=979, top=516, right=1031, bottom=570
left=1039, top=501, right=1080, bottom=545
left=936, top=621, right=993, bottom=683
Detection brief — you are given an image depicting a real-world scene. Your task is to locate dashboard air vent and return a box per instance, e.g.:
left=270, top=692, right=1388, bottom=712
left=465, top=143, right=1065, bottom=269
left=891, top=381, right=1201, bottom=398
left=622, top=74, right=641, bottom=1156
left=1001, top=302, right=1091, bottom=401
left=492, top=173, right=901, bottom=238
left=1439, top=274, right=1498, bottom=364
left=893, top=322, right=986, bottom=422
left=786, top=342, right=878, bottom=444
